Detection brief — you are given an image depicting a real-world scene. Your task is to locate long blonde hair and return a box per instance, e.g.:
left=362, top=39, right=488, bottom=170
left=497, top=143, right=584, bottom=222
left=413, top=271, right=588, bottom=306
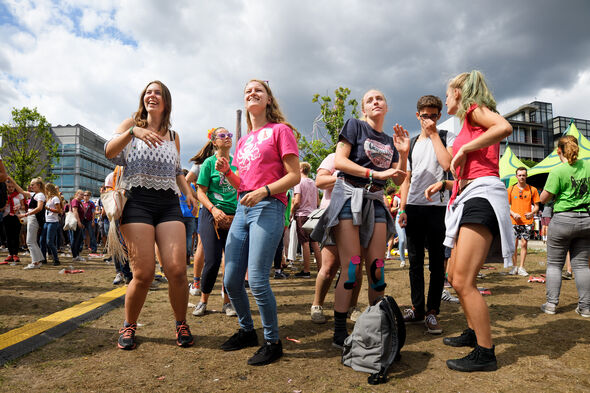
left=449, top=70, right=497, bottom=121
left=45, top=183, right=59, bottom=199
left=30, top=177, right=46, bottom=196
left=245, top=80, right=298, bottom=138
left=558, top=135, right=579, bottom=165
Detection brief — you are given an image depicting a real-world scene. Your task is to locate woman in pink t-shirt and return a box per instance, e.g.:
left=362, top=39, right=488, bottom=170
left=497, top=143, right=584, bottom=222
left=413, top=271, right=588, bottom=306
left=426, top=71, right=512, bottom=372
left=215, top=80, right=300, bottom=366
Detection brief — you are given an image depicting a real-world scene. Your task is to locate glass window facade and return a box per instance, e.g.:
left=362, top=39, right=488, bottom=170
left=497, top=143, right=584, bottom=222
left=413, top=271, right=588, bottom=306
left=50, top=125, right=115, bottom=199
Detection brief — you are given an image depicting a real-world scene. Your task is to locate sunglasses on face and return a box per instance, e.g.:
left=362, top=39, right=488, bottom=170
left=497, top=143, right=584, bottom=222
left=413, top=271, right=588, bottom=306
left=215, top=133, right=233, bottom=139
left=419, top=113, right=439, bottom=120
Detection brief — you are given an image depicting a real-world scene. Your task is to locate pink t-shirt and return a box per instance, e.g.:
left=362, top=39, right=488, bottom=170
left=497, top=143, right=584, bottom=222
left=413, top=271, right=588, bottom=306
left=452, top=104, right=499, bottom=180
left=318, top=153, right=339, bottom=209
left=235, top=123, right=299, bottom=205
left=294, top=177, right=317, bottom=217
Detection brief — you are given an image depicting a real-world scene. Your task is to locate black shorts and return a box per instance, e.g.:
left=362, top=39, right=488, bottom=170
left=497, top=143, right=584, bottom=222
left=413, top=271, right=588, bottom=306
left=459, top=197, right=499, bottom=236
left=121, top=187, right=183, bottom=227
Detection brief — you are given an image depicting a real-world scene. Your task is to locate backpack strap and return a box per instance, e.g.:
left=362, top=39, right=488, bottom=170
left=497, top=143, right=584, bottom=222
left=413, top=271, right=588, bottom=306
left=508, top=184, right=515, bottom=206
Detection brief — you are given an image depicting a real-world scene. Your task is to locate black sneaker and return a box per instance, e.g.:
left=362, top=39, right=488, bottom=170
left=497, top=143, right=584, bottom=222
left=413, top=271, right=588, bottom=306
left=176, top=321, right=194, bottom=347
left=274, top=271, right=290, bottom=279
left=446, top=344, right=497, bottom=372
left=247, top=340, right=283, bottom=366
left=443, top=328, right=477, bottom=347
left=294, top=270, right=311, bottom=278
left=221, top=328, right=259, bottom=351
left=53, top=260, right=61, bottom=266
left=117, top=323, right=137, bottom=350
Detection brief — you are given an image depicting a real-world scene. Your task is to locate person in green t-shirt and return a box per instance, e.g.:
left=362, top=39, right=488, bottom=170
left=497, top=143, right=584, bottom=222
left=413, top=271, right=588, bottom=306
left=193, top=127, right=238, bottom=318
left=539, top=135, right=590, bottom=318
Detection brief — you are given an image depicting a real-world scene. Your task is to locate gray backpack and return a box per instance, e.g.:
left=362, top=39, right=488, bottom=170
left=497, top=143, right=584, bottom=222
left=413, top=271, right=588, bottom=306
left=342, top=295, right=406, bottom=385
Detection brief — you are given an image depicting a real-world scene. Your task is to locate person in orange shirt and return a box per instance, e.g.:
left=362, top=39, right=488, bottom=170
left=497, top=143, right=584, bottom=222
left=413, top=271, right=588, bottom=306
left=508, top=167, right=540, bottom=276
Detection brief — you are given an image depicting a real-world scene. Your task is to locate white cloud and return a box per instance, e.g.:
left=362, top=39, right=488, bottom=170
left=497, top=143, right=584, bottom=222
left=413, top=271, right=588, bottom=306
left=0, top=0, right=589, bottom=168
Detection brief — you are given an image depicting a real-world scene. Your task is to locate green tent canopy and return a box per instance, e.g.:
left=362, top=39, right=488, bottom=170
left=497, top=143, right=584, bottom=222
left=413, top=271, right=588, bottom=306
left=525, top=122, right=590, bottom=183
left=499, top=145, right=530, bottom=184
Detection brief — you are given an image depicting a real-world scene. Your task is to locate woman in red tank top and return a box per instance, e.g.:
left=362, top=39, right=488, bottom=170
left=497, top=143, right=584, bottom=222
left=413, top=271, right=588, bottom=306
left=426, top=71, right=512, bottom=372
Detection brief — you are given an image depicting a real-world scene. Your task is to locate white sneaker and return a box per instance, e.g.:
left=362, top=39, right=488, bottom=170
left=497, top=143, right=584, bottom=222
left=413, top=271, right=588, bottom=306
left=24, top=262, right=41, bottom=270
left=400, top=261, right=406, bottom=268
left=222, top=302, right=237, bottom=317
left=541, top=302, right=557, bottom=315
left=72, top=256, right=87, bottom=262
left=508, top=266, right=518, bottom=275
left=517, top=267, right=529, bottom=276
left=441, top=289, right=460, bottom=304
left=348, top=306, right=363, bottom=322
left=189, top=282, right=201, bottom=296
left=112, top=272, right=124, bottom=285
left=192, top=302, right=207, bottom=316
left=310, top=305, right=326, bottom=324
left=575, top=306, right=590, bottom=318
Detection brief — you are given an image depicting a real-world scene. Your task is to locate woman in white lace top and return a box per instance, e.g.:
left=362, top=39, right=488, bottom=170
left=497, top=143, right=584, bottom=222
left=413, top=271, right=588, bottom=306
left=105, top=80, right=198, bottom=350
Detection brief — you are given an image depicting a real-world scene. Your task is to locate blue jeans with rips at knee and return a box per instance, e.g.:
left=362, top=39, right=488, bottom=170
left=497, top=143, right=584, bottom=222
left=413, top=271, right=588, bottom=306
left=223, top=196, right=285, bottom=342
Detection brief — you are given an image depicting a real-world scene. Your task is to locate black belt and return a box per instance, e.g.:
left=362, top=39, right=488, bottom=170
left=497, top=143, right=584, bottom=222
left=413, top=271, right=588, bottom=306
left=342, top=177, right=383, bottom=193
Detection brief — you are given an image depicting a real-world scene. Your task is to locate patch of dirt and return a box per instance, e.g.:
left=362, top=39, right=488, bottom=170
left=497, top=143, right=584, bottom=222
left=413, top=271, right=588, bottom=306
left=1, top=249, right=589, bottom=392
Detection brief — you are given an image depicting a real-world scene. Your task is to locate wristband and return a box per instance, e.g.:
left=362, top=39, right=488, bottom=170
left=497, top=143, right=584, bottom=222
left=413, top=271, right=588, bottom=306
left=223, top=168, right=232, bottom=176
left=365, top=169, right=370, bottom=178
left=399, top=210, right=405, bottom=214
left=128, top=126, right=134, bottom=136
left=369, top=170, right=374, bottom=183
left=208, top=205, right=214, bottom=212
left=265, top=185, right=271, bottom=197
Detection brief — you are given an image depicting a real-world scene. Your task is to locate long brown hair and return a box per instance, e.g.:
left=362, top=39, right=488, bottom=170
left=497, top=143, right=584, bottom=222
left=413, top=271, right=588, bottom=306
left=558, top=135, right=579, bottom=165
left=133, top=80, right=172, bottom=134
left=245, top=80, right=298, bottom=138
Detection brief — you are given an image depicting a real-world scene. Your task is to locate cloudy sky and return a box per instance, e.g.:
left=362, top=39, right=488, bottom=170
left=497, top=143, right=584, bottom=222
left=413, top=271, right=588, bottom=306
left=1, top=0, right=590, bottom=166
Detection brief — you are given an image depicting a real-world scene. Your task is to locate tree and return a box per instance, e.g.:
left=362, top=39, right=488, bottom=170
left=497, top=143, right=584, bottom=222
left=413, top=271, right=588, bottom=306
left=298, top=87, right=360, bottom=173
left=520, top=159, right=538, bottom=168
left=0, top=107, right=59, bottom=187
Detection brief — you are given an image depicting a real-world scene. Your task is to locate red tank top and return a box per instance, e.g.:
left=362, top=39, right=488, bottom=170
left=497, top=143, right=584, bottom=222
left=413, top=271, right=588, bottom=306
left=453, top=103, right=499, bottom=179
left=448, top=104, right=500, bottom=206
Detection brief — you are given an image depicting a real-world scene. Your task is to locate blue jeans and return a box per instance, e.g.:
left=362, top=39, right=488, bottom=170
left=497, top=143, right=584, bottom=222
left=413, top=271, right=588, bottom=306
left=40, top=221, right=60, bottom=262
left=395, top=214, right=406, bottom=263
left=182, top=216, right=197, bottom=258
left=83, top=219, right=97, bottom=252
left=224, top=197, right=285, bottom=341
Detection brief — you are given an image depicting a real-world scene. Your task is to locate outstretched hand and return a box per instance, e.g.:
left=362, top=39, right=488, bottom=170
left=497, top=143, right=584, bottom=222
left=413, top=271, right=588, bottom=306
left=393, top=124, right=410, bottom=155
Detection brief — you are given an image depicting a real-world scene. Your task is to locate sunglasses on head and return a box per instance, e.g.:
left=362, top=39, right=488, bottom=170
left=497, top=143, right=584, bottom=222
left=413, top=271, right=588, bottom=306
left=419, top=113, right=439, bottom=120
left=215, top=132, right=233, bottom=139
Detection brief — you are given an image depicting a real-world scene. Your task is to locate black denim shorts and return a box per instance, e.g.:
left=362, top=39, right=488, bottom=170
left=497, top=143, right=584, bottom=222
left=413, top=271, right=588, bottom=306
left=459, top=197, right=499, bottom=236
left=121, top=187, right=183, bottom=227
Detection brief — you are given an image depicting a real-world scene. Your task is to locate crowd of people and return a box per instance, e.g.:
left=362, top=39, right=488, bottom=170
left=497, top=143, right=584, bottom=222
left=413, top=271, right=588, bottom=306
left=2, top=71, right=589, bottom=373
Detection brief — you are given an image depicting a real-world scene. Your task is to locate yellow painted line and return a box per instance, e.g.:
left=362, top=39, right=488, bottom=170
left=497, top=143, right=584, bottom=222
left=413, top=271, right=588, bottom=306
left=0, top=286, right=127, bottom=350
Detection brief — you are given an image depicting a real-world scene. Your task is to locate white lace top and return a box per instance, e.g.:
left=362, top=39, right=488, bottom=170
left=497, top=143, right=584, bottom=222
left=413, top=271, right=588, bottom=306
left=106, top=131, right=182, bottom=194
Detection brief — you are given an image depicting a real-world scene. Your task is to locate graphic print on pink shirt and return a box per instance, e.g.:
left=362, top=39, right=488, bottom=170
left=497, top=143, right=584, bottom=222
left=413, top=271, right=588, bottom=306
left=235, top=123, right=299, bottom=205
left=364, top=139, right=394, bottom=169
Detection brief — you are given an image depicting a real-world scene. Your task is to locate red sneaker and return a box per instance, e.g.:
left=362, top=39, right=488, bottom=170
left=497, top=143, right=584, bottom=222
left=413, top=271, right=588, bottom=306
left=4, top=255, right=14, bottom=262
left=13, top=255, right=20, bottom=262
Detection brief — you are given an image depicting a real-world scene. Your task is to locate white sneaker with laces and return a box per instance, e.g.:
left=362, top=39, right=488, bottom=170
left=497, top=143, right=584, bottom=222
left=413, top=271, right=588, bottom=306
left=222, top=302, right=237, bottom=316
left=517, top=267, right=529, bottom=276
left=24, top=262, right=41, bottom=270
left=400, top=261, right=406, bottom=268
left=192, top=302, right=207, bottom=316
left=541, top=302, right=556, bottom=314
left=575, top=306, right=590, bottom=318
left=310, top=305, right=326, bottom=324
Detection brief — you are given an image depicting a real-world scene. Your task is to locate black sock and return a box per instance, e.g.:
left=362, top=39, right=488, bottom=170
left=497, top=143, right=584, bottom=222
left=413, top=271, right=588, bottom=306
left=334, top=311, right=348, bottom=342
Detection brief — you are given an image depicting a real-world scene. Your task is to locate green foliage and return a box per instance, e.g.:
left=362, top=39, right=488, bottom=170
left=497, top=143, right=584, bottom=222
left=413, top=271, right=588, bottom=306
left=0, top=107, right=59, bottom=187
left=298, top=87, right=359, bottom=174
left=520, top=159, right=538, bottom=168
